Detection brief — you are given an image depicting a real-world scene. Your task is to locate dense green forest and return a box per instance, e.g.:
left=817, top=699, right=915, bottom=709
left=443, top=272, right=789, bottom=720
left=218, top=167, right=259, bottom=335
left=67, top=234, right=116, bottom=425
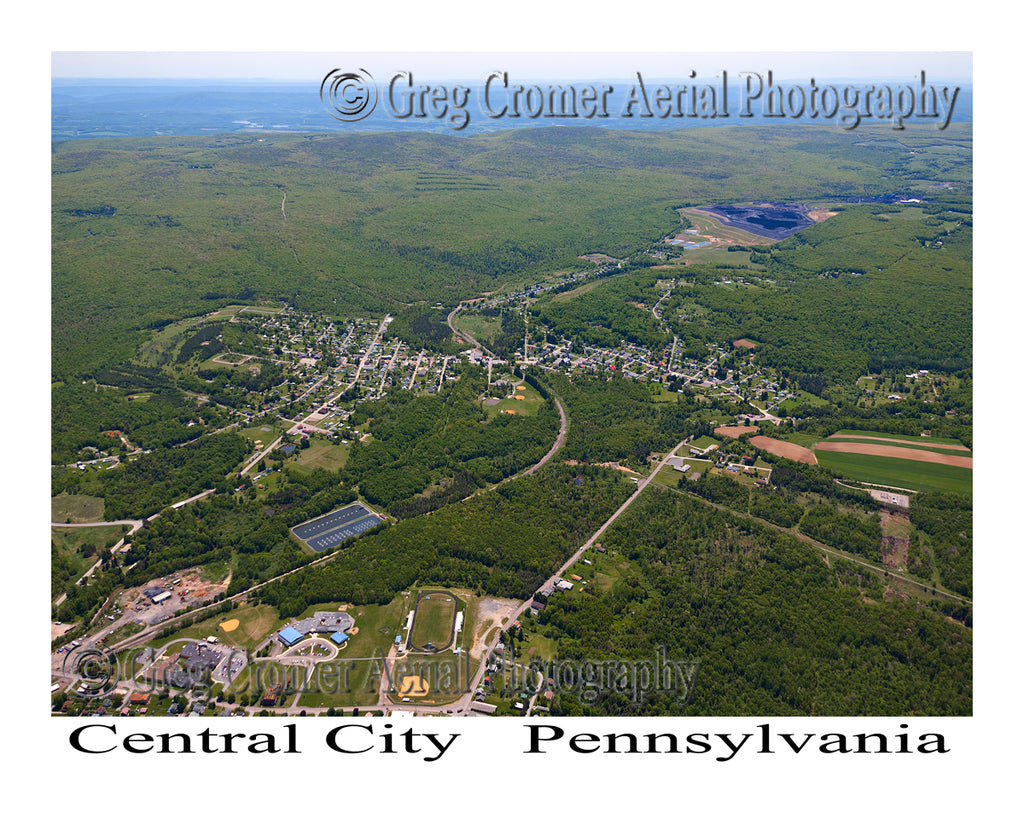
left=532, top=275, right=669, bottom=351
left=54, top=433, right=249, bottom=520
left=255, top=465, right=634, bottom=616
left=908, top=491, right=973, bottom=596
left=541, top=371, right=724, bottom=464
left=676, top=465, right=889, bottom=564
left=342, top=371, right=559, bottom=511
left=540, top=488, right=971, bottom=716
left=51, top=380, right=217, bottom=463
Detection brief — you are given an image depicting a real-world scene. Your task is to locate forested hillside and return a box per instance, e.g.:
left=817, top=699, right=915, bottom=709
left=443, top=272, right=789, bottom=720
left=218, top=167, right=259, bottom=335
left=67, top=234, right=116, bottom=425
left=542, top=489, right=971, bottom=716
left=52, top=125, right=970, bottom=378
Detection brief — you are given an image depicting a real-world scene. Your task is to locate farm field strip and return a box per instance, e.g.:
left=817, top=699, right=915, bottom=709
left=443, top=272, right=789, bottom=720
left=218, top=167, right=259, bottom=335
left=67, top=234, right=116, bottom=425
left=825, top=433, right=970, bottom=452
left=814, top=450, right=972, bottom=496
left=814, top=441, right=972, bottom=468
left=831, top=429, right=968, bottom=447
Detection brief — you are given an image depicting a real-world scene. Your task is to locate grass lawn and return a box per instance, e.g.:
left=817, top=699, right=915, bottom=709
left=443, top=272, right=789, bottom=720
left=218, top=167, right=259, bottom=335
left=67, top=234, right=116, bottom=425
left=518, top=630, right=559, bottom=663
left=652, top=386, right=685, bottom=403
left=51, top=493, right=105, bottom=523
left=289, top=438, right=350, bottom=474
left=652, top=469, right=683, bottom=488
left=251, top=470, right=287, bottom=493
left=815, top=450, right=972, bottom=496
left=237, top=305, right=286, bottom=316
left=238, top=424, right=286, bottom=445
left=285, top=589, right=477, bottom=708
left=133, top=317, right=194, bottom=367
left=200, top=561, right=231, bottom=583
left=721, top=467, right=760, bottom=487
left=672, top=245, right=768, bottom=269
left=229, top=660, right=303, bottom=702
left=690, top=435, right=720, bottom=450
left=589, top=563, right=623, bottom=594
left=453, top=312, right=502, bottom=343
left=295, top=659, right=385, bottom=708
left=388, top=649, right=477, bottom=706
left=299, top=594, right=412, bottom=660
left=551, top=278, right=609, bottom=302
left=881, top=513, right=912, bottom=539
left=780, top=391, right=829, bottom=411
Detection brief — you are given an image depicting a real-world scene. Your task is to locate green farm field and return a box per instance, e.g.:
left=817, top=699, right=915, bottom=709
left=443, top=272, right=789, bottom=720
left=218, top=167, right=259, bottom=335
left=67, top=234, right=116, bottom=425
left=815, top=449, right=972, bottom=496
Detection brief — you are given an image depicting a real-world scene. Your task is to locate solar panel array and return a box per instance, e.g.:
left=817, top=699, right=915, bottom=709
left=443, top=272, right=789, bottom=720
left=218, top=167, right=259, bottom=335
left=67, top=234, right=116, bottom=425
left=291, top=503, right=384, bottom=553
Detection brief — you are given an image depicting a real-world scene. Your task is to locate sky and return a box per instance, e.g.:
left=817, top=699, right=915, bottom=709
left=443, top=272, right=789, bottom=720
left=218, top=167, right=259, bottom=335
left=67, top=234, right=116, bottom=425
left=51, top=51, right=972, bottom=83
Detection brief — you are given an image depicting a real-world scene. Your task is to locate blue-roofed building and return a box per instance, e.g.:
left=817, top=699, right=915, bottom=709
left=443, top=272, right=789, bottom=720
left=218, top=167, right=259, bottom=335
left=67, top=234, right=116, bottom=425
left=330, top=632, right=349, bottom=645
left=278, top=626, right=304, bottom=647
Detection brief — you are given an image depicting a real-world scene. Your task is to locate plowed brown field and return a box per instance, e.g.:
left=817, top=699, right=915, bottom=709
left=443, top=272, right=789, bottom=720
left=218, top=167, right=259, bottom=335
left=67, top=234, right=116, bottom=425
left=814, top=441, right=972, bottom=468
left=714, top=426, right=817, bottom=464
left=828, top=434, right=970, bottom=452
left=751, top=436, right=817, bottom=464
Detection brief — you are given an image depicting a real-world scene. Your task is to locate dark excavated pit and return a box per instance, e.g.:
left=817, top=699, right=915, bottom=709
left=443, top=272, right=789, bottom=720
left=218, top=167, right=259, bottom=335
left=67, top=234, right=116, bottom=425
left=702, top=203, right=816, bottom=239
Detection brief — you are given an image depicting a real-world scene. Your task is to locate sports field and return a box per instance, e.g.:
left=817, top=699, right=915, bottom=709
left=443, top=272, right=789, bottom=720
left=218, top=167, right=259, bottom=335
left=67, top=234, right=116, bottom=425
left=483, top=384, right=545, bottom=417
left=408, top=591, right=459, bottom=652
left=147, top=604, right=283, bottom=652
